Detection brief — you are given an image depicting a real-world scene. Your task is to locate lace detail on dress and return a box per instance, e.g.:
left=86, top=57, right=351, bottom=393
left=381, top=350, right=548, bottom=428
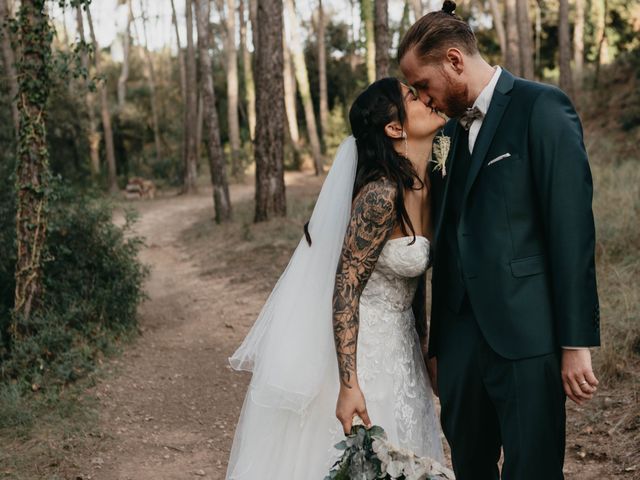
left=356, top=236, right=443, bottom=460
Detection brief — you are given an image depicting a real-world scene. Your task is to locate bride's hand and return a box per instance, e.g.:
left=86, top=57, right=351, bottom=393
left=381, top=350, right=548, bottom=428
left=336, top=385, right=372, bottom=435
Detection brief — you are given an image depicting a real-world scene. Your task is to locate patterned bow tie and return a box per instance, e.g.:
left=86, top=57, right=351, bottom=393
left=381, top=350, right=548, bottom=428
left=460, top=106, right=484, bottom=130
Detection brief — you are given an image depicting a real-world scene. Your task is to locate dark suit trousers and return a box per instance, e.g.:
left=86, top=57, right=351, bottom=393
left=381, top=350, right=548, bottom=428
left=436, top=297, right=566, bottom=480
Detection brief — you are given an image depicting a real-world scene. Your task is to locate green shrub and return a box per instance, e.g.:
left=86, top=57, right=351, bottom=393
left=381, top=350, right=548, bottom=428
left=0, top=160, right=148, bottom=393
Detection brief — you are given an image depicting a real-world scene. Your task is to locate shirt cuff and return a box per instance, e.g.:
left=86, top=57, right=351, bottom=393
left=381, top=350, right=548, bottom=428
left=561, top=346, right=590, bottom=350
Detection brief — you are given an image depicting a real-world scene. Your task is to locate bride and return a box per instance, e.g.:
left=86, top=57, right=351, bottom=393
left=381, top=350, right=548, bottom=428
left=225, top=77, right=447, bottom=479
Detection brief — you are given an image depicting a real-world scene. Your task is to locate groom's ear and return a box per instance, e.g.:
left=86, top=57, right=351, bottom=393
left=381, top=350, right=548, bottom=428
left=445, top=47, right=465, bottom=75
left=384, top=121, right=404, bottom=140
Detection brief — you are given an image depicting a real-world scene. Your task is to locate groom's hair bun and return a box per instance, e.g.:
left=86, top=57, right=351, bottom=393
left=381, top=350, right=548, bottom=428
left=397, top=1, right=478, bottom=65
left=442, top=0, right=457, bottom=14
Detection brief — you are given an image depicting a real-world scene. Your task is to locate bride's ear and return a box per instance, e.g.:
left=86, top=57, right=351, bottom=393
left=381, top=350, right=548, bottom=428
left=384, top=121, right=404, bottom=140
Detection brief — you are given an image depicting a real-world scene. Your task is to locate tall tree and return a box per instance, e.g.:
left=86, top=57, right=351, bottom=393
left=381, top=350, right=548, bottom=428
left=593, top=0, right=609, bottom=85
left=75, top=6, right=100, bottom=177
left=13, top=0, right=51, bottom=332
left=374, top=0, right=389, bottom=79
left=86, top=5, right=118, bottom=191
left=0, top=0, right=19, bottom=135
left=558, top=0, right=573, bottom=97
left=488, top=0, right=506, bottom=60
left=135, top=0, right=163, bottom=164
left=573, top=0, right=585, bottom=83
left=361, top=0, right=375, bottom=83
left=195, top=0, right=232, bottom=222
left=170, top=0, right=187, bottom=101
left=215, top=0, right=243, bottom=179
left=183, top=0, right=199, bottom=192
left=117, top=0, right=132, bottom=109
left=239, top=0, right=256, bottom=140
left=504, top=0, right=521, bottom=76
left=516, top=0, right=534, bottom=79
left=254, top=0, right=286, bottom=221
left=317, top=0, right=328, bottom=148
left=283, top=34, right=302, bottom=161
left=285, top=0, right=323, bottom=174
left=410, top=0, right=422, bottom=20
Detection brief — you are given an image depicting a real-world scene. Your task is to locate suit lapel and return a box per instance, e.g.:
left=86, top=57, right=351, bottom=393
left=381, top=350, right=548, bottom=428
left=461, top=69, right=515, bottom=206
left=433, top=121, right=463, bottom=249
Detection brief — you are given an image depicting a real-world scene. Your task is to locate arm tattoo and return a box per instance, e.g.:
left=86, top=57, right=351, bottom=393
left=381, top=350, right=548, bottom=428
left=332, top=179, right=397, bottom=388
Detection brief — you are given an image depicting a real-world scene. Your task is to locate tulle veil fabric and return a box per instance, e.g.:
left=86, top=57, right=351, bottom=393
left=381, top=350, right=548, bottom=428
left=228, top=135, right=358, bottom=414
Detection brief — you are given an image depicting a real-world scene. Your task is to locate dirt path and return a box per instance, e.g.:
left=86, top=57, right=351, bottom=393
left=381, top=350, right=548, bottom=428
left=69, top=173, right=635, bottom=480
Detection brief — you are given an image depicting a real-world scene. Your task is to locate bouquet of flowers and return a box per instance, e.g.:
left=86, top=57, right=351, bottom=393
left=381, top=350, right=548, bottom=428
left=325, top=421, right=455, bottom=480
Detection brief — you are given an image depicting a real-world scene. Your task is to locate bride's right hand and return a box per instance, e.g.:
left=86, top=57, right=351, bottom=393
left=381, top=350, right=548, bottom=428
left=336, top=385, right=372, bottom=435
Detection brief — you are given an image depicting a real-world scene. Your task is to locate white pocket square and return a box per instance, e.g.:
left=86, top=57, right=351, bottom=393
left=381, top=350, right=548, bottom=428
left=487, top=153, right=511, bottom=166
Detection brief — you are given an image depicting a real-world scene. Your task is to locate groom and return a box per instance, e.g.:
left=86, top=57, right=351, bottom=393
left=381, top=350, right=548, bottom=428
left=399, top=2, right=600, bottom=479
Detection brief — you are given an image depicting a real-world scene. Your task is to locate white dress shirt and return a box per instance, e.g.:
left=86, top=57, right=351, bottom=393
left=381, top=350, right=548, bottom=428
left=468, top=65, right=502, bottom=154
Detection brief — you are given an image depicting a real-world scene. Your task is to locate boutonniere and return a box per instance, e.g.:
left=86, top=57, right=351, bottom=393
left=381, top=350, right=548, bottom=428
left=431, top=134, right=451, bottom=178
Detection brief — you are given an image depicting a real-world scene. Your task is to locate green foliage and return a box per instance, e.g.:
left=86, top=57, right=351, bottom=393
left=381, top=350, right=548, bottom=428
left=0, top=160, right=149, bottom=393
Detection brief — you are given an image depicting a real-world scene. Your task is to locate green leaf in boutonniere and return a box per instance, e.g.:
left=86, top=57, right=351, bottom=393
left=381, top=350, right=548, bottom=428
left=431, top=135, right=451, bottom=178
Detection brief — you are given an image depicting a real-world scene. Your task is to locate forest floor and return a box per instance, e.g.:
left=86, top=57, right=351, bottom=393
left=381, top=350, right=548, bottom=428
left=3, top=171, right=637, bottom=479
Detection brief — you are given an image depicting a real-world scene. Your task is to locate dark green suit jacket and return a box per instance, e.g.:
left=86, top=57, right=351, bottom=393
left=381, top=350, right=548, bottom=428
left=428, top=68, right=600, bottom=360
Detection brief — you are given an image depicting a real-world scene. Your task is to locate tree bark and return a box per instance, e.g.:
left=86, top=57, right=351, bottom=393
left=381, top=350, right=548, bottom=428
left=573, top=0, right=585, bottom=83
left=487, top=0, right=506, bottom=59
left=75, top=6, right=100, bottom=178
left=283, top=35, right=301, bottom=161
left=183, top=0, right=199, bottom=192
left=117, top=0, right=132, bottom=109
left=374, top=0, right=389, bottom=79
left=317, top=0, right=328, bottom=149
left=516, top=0, right=534, bottom=79
left=12, top=0, right=51, bottom=333
left=239, top=0, right=256, bottom=140
left=254, top=0, right=286, bottom=221
left=136, top=0, right=163, bottom=164
left=0, top=0, right=19, bottom=135
left=593, top=0, right=609, bottom=85
left=558, top=0, right=573, bottom=97
left=410, top=0, right=422, bottom=20
left=504, top=0, right=521, bottom=76
left=87, top=5, right=118, bottom=192
left=285, top=0, right=323, bottom=174
left=195, top=0, right=232, bottom=222
left=170, top=0, right=187, bottom=101
left=361, top=0, right=375, bottom=83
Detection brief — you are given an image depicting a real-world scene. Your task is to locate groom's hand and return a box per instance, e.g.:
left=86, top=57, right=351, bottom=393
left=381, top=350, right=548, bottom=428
left=561, top=348, right=599, bottom=405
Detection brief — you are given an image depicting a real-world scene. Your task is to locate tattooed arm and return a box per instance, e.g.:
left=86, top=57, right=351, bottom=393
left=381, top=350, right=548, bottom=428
left=332, top=178, right=397, bottom=433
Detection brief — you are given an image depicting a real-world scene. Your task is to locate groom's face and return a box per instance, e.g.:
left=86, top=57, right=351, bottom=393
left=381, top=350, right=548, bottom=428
left=400, top=48, right=470, bottom=119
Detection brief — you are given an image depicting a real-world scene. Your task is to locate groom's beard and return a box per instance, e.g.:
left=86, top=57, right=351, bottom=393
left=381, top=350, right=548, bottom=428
left=441, top=73, right=470, bottom=119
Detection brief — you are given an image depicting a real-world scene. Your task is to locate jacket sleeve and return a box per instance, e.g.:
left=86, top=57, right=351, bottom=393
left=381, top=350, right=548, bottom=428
left=528, top=86, right=600, bottom=347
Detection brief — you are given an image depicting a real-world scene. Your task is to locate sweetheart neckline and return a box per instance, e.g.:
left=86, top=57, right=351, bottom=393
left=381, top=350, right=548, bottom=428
left=387, top=235, right=430, bottom=243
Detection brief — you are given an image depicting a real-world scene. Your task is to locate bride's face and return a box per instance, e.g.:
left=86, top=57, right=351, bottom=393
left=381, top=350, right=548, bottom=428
left=399, top=82, right=447, bottom=139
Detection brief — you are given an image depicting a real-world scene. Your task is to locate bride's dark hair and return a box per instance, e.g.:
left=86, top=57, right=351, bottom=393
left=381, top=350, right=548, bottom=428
left=348, top=77, right=426, bottom=244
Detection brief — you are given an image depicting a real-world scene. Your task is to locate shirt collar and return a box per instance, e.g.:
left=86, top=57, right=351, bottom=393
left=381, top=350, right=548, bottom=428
left=472, top=66, right=502, bottom=115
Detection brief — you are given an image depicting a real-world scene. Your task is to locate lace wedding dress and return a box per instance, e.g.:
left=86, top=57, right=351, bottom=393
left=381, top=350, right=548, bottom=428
left=225, top=234, right=444, bottom=479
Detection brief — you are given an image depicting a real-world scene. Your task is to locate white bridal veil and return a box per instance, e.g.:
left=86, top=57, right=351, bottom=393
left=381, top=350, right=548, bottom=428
left=228, top=135, right=358, bottom=414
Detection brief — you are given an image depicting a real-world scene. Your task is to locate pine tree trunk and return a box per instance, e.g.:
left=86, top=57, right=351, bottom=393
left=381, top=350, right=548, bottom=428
left=0, top=0, right=19, bottom=135
left=410, top=0, right=422, bottom=20
left=12, top=0, right=51, bottom=333
left=75, top=7, right=100, bottom=178
left=183, top=0, right=199, bottom=192
left=558, top=0, right=573, bottom=97
left=195, top=0, right=232, bottom=222
left=487, top=0, right=506, bottom=59
left=504, top=0, right=521, bottom=76
left=362, top=0, right=375, bottom=83
left=516, top=0, right=534, bottom=79
left=254, top=0, right=286, bottom=221
left=170, top=0, right=187, bottom=101
left=239, top=0, right=256, bottom=140
left=317, top=0, right=328, bottom=149
left=283, top=37, right=302, bottom=163
left=228, top=0, right=243, bottom=179
left=573, top=0, right=585, bottom=83
left=87, top=5, right=118, bottom=192
left=593, top=0, right=609, bottom=85
left=117, top=0, right=132, bottom=109
left=285, top=0, right=323, bottom=174
left=374, top=0, right=389, bottom=79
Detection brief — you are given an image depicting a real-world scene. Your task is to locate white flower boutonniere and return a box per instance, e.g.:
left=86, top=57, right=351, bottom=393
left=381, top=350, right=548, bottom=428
left=431, top=135, right=451, bottom=178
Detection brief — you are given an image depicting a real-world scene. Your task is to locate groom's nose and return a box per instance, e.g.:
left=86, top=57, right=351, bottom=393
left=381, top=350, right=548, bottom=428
left=420, top=93, right=433, bottom=107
